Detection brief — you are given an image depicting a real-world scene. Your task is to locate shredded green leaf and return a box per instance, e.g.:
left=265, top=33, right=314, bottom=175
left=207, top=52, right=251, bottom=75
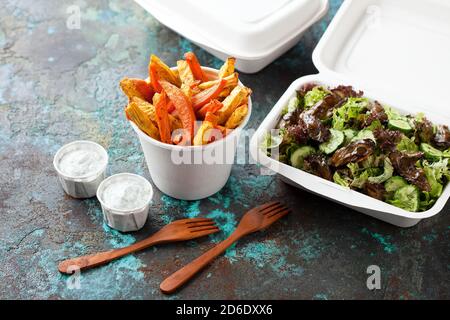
left=304, top=87, right=330, bottom=109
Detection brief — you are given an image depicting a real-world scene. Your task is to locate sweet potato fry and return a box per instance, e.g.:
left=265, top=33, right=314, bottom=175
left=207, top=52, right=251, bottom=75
left=149, top=54, right=181, bottom=92
left=217, top=86, right=251, bottom=125
left=192, top=79, right=227, bottom=110
left=177, top=60, right=196, bottom=86
left=125, top=100, right=160, bottom=140
left=120, top=78, right=154, bottom=102
left=159, top=80, right=196, bottom=142
left=225, top=104, right=248, bottom=129
left=154, top=91, right=172, bottom=144
left=205, top=112, right=219, bottom=127
left=196, top=99, right=223, bottom=119
left=218, top=57, right=236, bottom=78
left=184, top=52, right=207, bottom=82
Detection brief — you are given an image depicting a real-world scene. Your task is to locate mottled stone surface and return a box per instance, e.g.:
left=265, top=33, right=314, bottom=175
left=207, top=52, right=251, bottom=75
left=0, top=0, right=448, bottom=300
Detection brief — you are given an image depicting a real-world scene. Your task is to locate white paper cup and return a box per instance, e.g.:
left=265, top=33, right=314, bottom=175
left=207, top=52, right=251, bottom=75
left=96, top=173, right=154, bottom=232
left=130, top=67, right=252, bottom=200
left=53, top=141, right=108, bottom=199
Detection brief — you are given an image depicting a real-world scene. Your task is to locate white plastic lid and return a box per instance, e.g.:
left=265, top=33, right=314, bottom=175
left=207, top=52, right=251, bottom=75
left=135, top=0, right=329, bottom=59
left=313, top=0, right=450, bottom=119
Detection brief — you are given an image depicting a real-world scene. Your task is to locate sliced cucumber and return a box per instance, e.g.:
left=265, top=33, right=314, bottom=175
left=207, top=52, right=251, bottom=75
left=389, top=185, right=420, bottom=212
left=420, top=143, right=443, bottom=161
left=319, top=129, right=345, bottom=155
left=290, top=146, right=316, bottom=169
left=385, top=176, right=408, bottom=193
left=388, top=119, right=413, bottom=134
left=352, top=129, right=376, bottom=143
left=368, top=158, right=394, bottom=184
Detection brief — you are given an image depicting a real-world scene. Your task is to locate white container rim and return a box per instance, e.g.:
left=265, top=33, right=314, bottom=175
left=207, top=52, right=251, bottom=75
left=129, top=66, right=252, bottom=151
left=96, top=173, right=154, bottom=214
left=53, top=140, right=109, bottom=181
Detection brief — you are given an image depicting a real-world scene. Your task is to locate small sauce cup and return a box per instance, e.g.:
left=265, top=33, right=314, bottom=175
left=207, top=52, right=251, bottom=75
left=96, top=173, right=153, bottom=232
left=53, top=141, right=108, bottom=199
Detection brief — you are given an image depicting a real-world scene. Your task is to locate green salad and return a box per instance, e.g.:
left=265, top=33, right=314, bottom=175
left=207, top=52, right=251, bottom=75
left=263, top=84, right=450, bottom=212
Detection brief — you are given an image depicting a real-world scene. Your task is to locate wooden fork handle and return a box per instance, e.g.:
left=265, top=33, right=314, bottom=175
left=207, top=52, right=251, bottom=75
left=160, top=233, right=241, bottom=294
left=58, top=237, right=161, bottom=274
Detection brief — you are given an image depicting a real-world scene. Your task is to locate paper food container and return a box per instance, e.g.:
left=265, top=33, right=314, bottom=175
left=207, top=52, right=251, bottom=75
left=131, top=67, right=252, bottom=201
left=250, top=0, right=450, bottom=227
left=134, top=0, right=329, bottom=73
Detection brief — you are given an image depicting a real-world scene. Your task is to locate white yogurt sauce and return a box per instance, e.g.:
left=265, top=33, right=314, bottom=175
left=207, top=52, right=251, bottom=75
left=58, top=148, right=105, bottom=177
left=101, top=175, right=151, bottom=211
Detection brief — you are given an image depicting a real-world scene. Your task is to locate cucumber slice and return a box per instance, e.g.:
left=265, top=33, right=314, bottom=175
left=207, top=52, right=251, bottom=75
left=385, top=176, right=408, bottom=193
left=290, top=146, right=316, bottom=169
left=319, top=129, right=345, bottom=154
left=388, top=119, right=413, bottom=133
left=420, top=143, right=443, bottom=161
left=389, top=185, right=420, bottom=212
left=352, top=130, right=376, bottom=143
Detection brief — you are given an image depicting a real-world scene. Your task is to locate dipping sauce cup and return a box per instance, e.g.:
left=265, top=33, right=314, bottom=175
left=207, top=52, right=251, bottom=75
left=96, top=173, right=153, bottom=232
left=53, top=140, right=108, bottom=199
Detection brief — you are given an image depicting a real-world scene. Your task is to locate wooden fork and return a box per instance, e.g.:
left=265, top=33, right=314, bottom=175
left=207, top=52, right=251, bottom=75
left=160, top=202, right=289, bottom=294
left=58, top=218, right=219, bottom=274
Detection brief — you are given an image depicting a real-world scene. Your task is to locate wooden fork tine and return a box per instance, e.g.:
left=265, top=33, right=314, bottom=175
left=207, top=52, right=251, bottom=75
left=266, top=208, right=290, bottom=220
left=189, top=228, right=219, bottom=238
left=257, top=201, right=281, bottom=213
left=184, top=218, right=213, bottom=224
left=190, top=226, right=219, bottom=233
left=260, top=203, right=286, bottom=215
left=187, top=221, right=217, bottom=228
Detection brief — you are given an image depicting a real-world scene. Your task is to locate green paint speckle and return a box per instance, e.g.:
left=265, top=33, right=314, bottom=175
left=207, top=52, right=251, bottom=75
left=362, top=228, right=397, bottom=254
left=298, top=234, right=324, bottom=262
left=237, top=240, right=304, bottom=277
left=314, top=293, right=328, bottom=300
left=422, top=232, right=437, bottom=244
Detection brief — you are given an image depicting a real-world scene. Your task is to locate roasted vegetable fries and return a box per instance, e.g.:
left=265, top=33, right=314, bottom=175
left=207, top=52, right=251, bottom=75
left=121, top=52, right=251, bottom=146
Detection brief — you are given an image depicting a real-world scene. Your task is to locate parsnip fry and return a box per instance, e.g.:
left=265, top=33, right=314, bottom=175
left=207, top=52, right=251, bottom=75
left=149, top=54, right=181, bottom=90
left=135, top=96, right=181, bottom=131
left=125, top=100, right=160, bottom=140
left=177, top=60, right=196, bottom=86
left=120, top=78, right=154, bottom=102
left=198, top=73, right=239, bottom=90
left=193, top=113, right=221, bottom=146
left=225, top=104, right=248, bottom=129
left=217, top=86, right=251, bottom=125
left=218, top=57, right=236, bottom=78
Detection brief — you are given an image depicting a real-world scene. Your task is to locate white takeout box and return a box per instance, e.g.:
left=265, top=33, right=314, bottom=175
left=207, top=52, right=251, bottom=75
left=133, top=0, right=329, bottom=73
left=250, top=0, right=450, bottom=227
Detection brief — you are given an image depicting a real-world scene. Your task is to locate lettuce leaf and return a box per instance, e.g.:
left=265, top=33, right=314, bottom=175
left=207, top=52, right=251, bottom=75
left=351, top=168, right=383, bottom=189
left=332, top=98, right=370, bottom=130
left=423, top=159, right=449, bottom=198
left=304, top=87, right=330, bottom=109
left=397, top=136, right=419, bottom=152
left=333, top=172, right=351, bottom=188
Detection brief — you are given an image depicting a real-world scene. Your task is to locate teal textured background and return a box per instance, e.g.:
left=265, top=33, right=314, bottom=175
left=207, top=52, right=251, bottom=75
left=0, top=0, right=448, bottom=299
